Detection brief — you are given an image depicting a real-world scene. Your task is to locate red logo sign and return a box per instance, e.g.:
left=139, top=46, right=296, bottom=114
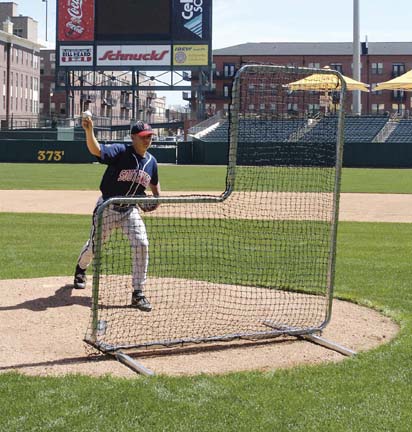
left=98, top=50, right=169, bottom=62
left=96, top=46, right=171, bottom=66
left=58, top=0, right=94, bottom=41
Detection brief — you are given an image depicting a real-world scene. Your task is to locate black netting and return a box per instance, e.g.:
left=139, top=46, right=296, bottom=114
left=85, top=65, right=344, bottom=352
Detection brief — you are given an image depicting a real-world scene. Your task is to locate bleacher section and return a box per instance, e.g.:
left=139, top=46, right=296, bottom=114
left=385, top=119, right=412, bottom=143
left=300, top=116, right=338, bottom=143
left=200, top=119, right=306, bottom=142
left=199, top=119, right=229, bottom=142
left=344, top=116, right=389, bottom=142
left=198, top=115, right=400, bottom=144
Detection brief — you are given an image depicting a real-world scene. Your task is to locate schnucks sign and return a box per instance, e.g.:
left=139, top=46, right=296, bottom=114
left=96, top=46, right=171, bottom=66
left=58, top=0, right=95, bottom=42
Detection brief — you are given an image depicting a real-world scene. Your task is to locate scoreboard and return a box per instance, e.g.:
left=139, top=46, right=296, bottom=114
left=56, top=0, right=212, bottom=69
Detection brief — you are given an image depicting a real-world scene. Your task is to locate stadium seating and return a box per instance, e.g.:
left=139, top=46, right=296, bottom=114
left=344, top=115, right=389, bottom=142
left=200, top=118, right=306, bottom=142
left=200, top=119, right=229, bottom=142
left=199, top=115, right=395, bottom=144
left=385, top=119, right=412, bottom=143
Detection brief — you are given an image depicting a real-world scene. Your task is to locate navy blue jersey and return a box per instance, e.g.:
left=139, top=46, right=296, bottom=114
left=97, top=143, right=159, bottom=200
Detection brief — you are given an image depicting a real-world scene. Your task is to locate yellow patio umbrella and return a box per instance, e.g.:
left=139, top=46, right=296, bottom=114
left=286, top=66, right=370, bottom=92
left=374, top=70, right=412, bottom=91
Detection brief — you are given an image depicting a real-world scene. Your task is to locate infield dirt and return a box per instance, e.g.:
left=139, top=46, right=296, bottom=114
left=1, top=190, right=412, bottom=222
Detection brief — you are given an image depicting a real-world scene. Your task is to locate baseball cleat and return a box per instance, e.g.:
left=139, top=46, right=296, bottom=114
left=131, top=291, right=152, bottom=312
left=74, top=266, right=87, bottom=289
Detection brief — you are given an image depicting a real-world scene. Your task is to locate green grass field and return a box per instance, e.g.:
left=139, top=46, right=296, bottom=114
left=1, top=163, right=412, bottom=193
left=1, top=164, right=412, bottom=431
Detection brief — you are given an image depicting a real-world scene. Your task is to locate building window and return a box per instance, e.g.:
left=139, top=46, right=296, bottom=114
left=392, top=63, right=405, bottom=77
left=392, top=103, right=405, bottom=112
left=223, top=64, right=236, bottom=77
left=13, top=28, right=23, bottom=38
left=308, top=62, right=320, bottom=69
left=371, top=63, right=383, bottom=75
left=330, top=64, right=343, bottom=73
left=371, top=103, right=385, bottom=114
left=288, top=103, right=298, bottom=112
left=393, top=89, right=404, bottom=98
left=223, top=84, right=230, bottom=97
left=248, top=104, right=255, bottom=111
left=308, top=103, right=320, bottom=113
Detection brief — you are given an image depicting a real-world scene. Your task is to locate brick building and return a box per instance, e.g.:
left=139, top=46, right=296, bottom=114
left=0, top=2, right=42, bottom=128
left=200, top=42, right=412, bottom=117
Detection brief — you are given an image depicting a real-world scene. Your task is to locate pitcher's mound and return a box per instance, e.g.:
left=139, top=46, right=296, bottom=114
left=0, top=277, right=398, bottom=377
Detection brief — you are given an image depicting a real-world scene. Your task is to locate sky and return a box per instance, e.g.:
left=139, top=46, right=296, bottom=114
left=11, top=0, right=412, bottom=105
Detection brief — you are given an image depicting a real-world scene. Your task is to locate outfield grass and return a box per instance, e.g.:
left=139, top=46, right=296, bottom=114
left=0, top=213, right=331, bottom=295
left=340, top=168, right=412, bottom=194
left=0, top=215, right=411, bottom=430
left=1, top=163, right=412, bottom=193
left=0, top=163, right=226, bottom=191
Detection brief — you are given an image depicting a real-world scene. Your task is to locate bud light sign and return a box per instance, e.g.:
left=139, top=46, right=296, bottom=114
left=173, top=0, right=211, bottom=41
left=58, top=0, right=95, bottom=42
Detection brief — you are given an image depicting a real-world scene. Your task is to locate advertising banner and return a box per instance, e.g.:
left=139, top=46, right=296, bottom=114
left=59, top=46, right=94, bottom=66
left=173, top=0, right=211, bottom=41
left=96, top=45, right=171, bottom=66
left=173, top=45, right=209, bottom=66
left=58, top=0, right=95, bottom=42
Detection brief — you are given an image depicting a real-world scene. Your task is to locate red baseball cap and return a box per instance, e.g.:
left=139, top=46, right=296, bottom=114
left=131, top=121, right=154, bottom=136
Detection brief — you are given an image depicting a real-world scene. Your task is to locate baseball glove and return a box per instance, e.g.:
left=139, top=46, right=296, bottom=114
left=138, top=201, right=160, bottom=213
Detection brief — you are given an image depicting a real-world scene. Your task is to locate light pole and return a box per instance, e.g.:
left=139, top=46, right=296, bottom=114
left=42, top=0, right=48, bottom=41
left=49, top=91, right=53, bottom=120
left=353, top=0, right=361, bottom=115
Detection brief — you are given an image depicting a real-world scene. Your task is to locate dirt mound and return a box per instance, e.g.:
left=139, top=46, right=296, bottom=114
left=0, top=277, right=398, bottom=377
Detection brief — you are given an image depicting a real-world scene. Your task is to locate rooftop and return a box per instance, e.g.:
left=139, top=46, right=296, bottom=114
left=213, top=42, right=412, bottom=56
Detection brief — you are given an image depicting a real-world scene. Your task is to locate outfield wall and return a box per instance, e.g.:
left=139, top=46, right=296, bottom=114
left=1, top=138, right=412, bottom=167
left=0, top=139, right=177, bottom=164
left=178, top=141, right=412, bottom=168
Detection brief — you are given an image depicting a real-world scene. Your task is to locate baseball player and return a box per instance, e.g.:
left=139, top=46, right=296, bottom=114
left=73, top=115, right=160, bottom=312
